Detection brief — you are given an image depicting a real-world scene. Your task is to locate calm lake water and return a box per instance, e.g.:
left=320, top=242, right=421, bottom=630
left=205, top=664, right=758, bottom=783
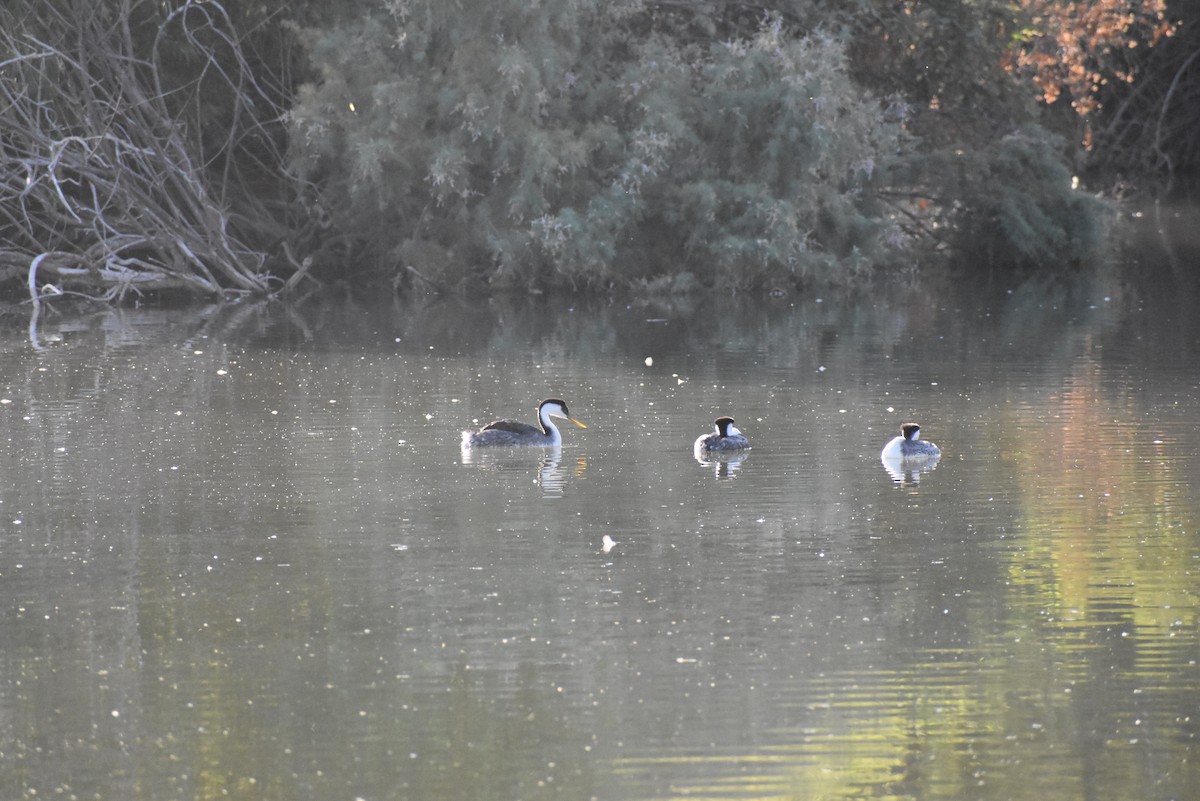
left=2, top=220, right=1199, bottom=801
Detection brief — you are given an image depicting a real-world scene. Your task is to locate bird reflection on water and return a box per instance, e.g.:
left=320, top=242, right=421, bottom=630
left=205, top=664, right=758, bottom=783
left=693, top=448, right=750, bottom=479
left=460, top=444, right=583, bottom=497
left=880, top=454, right=940, bottom=486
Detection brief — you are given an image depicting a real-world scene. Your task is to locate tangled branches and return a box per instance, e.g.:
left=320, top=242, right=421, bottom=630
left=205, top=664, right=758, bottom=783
left=0, top=0, right=305, bottom=300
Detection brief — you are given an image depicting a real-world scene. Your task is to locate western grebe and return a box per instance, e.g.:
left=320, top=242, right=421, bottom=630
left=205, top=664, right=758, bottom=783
left=461, top=398, right=587, bottom=447
left=694, top=416, right=750, bottom=453
left=880, top=423, right=941, bottom=460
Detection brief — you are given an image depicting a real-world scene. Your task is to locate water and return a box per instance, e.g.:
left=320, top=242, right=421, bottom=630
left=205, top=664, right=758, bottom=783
left=1, top=259, right=1198, bottom=800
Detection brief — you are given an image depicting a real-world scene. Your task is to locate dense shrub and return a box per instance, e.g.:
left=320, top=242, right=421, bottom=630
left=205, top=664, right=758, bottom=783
left=287, top=0, right=906, bottom=291
left=943, top=125, right=1110, bottom=266
left=3, top=0, right=1179, bottom=301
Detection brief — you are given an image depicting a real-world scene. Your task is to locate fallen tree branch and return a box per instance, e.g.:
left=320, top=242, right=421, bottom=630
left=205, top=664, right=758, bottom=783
left=0, top=0, right=306, bottom=300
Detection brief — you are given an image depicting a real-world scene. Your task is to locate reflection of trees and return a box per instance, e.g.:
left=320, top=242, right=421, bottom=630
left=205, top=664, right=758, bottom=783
left=2, top=277, right=1199, bottom=801
left=1008, top=339, right=1198, bottom=629
left=976, top=339, right=1200, bottom=800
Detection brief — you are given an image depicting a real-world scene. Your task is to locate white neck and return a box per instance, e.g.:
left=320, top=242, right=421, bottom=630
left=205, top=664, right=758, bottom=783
left=538, top=406, right=563, bottom=443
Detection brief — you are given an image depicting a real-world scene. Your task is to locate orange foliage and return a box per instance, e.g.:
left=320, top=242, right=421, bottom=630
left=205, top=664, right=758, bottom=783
left=1005, top=0, right=1174, bottom=115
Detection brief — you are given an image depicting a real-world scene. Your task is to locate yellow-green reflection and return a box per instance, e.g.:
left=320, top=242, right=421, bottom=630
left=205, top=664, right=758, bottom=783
left=1004, top=345, right=1198, bottom=641
left=1, top=287, right=1198, bottom=801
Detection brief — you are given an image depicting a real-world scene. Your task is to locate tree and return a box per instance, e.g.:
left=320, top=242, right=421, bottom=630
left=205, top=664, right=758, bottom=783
left=287, top=0, right=906, bottom=291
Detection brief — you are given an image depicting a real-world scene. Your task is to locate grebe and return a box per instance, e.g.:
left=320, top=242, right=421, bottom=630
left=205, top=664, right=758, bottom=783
left=461, top=398, right=586, bottom=447
left=880, top=423, right=941, bottom=460
left=694, top=416, right=750, bottom=453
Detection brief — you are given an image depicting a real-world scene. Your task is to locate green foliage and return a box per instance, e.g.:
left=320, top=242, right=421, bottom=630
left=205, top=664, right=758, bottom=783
left=811, top=0, right=1116, bottom=270
left=939, top=125, right=1110, bottom=266
left=287, top=0, right=905, bottom=291
left=2, top=0, right=1133, bottom=300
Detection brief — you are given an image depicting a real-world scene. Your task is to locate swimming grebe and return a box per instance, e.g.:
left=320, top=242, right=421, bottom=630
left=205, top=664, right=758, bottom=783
left=694, top=416, right=750, bottom=453
left=880, top=423, right=941, bottom=460
left=461, top=398, right=586, bottom=447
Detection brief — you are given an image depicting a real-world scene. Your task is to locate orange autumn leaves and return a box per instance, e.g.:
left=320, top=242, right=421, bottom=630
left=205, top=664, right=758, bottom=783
left=1006, top=0, right=1174, bottom=115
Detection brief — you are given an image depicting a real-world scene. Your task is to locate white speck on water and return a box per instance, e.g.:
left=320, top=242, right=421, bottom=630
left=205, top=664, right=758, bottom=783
left=645, top=357, right=653, bottom=366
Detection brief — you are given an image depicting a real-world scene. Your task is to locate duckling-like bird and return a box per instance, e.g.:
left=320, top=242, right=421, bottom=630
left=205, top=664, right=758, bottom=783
left=694, top=416, right=750, bottom=453
left=880, top=423, right=941, bottom=460
left=461, top=398, right=587, bottom=447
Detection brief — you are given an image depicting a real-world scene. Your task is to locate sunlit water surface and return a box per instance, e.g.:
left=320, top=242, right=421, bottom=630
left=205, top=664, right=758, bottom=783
left=1, top=257, right=1199, bottom=801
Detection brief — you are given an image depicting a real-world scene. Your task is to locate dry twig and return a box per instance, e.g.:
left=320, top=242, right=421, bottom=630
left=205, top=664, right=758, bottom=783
left=0, top=0, right=303, bottom=300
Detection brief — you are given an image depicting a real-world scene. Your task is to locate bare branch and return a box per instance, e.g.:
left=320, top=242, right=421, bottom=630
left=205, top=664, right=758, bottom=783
left=0, top=0, right=304, bottom=300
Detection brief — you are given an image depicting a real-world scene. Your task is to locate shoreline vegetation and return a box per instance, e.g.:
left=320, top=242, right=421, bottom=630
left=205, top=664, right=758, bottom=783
left=1, top=0, right=1194, bottom=304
